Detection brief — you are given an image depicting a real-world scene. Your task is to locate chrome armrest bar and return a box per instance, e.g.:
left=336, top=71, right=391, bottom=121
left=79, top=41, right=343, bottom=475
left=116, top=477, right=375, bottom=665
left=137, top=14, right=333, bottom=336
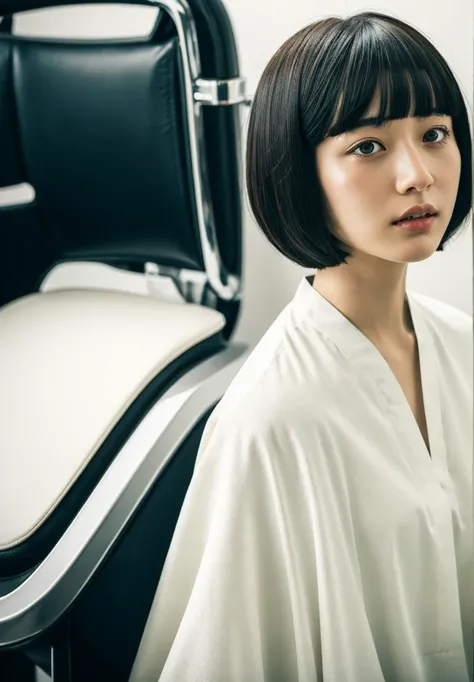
left=150, top=0, right=245, bottom=302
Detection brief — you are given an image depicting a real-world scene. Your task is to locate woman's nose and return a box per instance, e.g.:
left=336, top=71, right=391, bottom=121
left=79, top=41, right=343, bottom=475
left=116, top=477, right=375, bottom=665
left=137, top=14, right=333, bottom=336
left=394, top=148, right=434, bottom=194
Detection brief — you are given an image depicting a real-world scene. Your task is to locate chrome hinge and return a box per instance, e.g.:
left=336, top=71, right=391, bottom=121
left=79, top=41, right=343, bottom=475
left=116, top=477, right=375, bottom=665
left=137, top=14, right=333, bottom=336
left=144, top=263, right=218, bottom=307
left=193, top=77, right=251, bottom=106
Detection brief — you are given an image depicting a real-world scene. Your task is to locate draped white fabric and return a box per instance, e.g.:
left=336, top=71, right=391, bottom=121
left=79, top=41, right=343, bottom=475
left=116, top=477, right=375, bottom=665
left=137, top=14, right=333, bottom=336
left=130, top=276, right=473, bottom=682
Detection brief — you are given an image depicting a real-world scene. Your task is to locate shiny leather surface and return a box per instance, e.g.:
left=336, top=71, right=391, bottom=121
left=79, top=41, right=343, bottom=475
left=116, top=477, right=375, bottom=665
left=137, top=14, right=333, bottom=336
left=12, top=36, right=203, bottom=269
left=0, top=0, right=242, bottom=306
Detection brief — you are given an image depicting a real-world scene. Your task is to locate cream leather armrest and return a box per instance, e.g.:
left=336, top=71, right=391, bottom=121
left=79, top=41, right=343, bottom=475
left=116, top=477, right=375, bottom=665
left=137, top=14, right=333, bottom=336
left=0, top=289, right=225, bottom=550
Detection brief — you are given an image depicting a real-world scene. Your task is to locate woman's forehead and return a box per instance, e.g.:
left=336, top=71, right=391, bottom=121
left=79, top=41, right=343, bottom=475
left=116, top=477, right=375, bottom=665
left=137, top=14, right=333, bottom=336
left=327, top=76, right=450, bottom=139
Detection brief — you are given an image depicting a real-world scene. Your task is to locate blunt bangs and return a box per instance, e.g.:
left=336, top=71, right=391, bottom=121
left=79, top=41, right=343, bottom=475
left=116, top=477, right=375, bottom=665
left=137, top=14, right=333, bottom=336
left=246, top=12, right=472, bottom=270
left=320, top=18, right=465, bottom=140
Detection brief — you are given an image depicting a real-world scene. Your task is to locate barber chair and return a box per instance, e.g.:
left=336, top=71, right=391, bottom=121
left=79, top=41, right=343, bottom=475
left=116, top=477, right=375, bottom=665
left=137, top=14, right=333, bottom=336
left=0, top=1, right=250, bottom=680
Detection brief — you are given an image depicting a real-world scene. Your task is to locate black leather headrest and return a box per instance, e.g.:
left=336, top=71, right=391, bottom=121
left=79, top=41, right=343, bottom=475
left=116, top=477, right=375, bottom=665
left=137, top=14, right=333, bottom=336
left=3, top=34, right=206, bottom=269
left=0, top=0, right=243, bottom=313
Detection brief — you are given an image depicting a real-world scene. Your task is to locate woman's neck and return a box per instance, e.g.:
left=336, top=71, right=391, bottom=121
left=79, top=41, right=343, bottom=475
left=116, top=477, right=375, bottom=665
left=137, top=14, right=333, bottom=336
left=311, top=261, right=415, bottom=349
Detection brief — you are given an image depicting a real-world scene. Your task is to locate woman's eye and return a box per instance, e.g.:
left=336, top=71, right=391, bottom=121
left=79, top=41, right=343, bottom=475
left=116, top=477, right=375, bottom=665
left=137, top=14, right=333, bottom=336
left=424, top=127, right=451, bottom=145
left=351, top=140, right=383, bottom=156
left=349, top=127, right=451, bottom=157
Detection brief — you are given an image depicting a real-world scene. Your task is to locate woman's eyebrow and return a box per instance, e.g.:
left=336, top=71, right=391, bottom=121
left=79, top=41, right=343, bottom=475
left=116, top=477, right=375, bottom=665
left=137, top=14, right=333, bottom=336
left=350, top=117, right=391, bottom=130
left=335, top=118, right=389, bottom=140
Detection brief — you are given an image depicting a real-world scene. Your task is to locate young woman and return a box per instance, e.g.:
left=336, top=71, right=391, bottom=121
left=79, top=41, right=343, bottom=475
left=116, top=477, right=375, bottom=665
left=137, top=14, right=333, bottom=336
left=130, top=11, right=473, bottom=682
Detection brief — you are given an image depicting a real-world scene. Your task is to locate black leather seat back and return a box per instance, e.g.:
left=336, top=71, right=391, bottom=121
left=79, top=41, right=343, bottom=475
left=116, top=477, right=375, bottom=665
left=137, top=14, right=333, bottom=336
left=0, top=0, right=243, bottom=311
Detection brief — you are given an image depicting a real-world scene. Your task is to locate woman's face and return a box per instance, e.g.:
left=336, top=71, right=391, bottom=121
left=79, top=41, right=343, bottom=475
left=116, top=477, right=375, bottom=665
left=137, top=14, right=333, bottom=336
left=315, top=94, right=462, bottom=265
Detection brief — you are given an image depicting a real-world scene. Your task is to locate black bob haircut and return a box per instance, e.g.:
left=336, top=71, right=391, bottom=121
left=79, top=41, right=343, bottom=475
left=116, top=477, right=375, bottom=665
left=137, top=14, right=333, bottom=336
left=245, top=11, right=472, bottom=269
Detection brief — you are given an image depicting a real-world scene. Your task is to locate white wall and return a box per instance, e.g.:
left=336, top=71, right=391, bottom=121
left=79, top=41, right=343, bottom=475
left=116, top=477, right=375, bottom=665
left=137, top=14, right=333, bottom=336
left=11, top=0, right=473, bottom=351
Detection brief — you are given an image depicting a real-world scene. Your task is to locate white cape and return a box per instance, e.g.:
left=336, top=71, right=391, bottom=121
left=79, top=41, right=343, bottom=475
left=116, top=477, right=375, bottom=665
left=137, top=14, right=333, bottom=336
left=129, top=276, right=473, bottom=682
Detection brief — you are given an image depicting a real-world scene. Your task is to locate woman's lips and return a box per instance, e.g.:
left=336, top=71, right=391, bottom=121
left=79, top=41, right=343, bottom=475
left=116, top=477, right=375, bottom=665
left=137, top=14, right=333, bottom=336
left=393, top=215, right=437, bottom=231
